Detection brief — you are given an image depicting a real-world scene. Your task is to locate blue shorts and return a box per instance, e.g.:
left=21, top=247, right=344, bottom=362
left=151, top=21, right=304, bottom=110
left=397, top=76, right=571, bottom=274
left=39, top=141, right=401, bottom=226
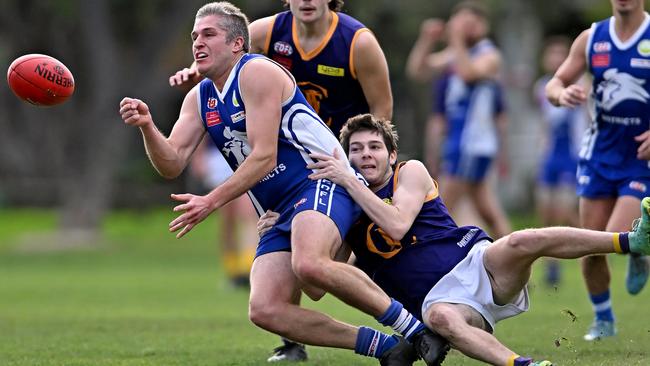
left=576, top=162, right=650, bottom=199
left=256, top=179, right=361, bottom=257
left=539, top=155, right=577, bottom=187
left=443, top=153, right=493, bottom=183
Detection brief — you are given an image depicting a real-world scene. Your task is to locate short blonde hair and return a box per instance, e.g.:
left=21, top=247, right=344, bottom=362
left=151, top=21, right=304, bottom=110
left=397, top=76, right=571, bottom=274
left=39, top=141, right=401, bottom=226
left=196, top=2, right=250, bottom=52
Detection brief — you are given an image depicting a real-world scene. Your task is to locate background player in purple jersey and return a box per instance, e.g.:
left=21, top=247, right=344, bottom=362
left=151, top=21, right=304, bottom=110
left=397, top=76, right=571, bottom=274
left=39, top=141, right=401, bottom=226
left=546, top=0, right=650, bottom=341
left=258, top=113, right=650, bottom=366
left=405, top=1, right=512, bottom=239
left=534, top=36, right=587, bottom=287
left=118, top=2, right=438, bottom=365
left=169, top=0, right=393, bottom=360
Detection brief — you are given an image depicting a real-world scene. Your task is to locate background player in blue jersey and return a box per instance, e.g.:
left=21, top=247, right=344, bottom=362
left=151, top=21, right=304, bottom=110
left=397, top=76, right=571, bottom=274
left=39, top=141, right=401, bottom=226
left=405, top=1, right=512, bottom=239
left=534, top=36, right=587, bottom=286
left=546, top=0, right=650, bottom=341
left=257, top=113, right=650, bottom=366
left=169, top=0, right=393, bottom=361
left=118, top=2, right=433, bottom=365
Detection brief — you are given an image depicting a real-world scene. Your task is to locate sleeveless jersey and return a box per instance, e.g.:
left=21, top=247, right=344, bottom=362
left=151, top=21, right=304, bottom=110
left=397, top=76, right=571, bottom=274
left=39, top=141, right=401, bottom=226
left=346, top=162, right=491, bottom=318
left=584, top=14, right=650, bottom=179
left=264, top=10, right=370, bottom=137
left=197, top=54, right=354, bottom=216
left=436, top=39, right=502, bottom=158
left=535, top=75, right=585, bottom=161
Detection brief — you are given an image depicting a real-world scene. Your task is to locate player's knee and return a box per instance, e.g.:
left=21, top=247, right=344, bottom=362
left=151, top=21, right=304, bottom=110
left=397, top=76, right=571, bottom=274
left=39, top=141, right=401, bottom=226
left=504, top=229, right=543, bottom=256
left=249, top=300, right=285, bottom=333
left=291, top=255, right=328, bottom=287
left=425, top=304, right=456, bottom=335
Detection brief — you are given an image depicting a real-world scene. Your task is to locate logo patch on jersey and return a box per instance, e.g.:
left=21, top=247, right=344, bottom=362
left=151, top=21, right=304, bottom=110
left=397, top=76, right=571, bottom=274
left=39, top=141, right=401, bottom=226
left=273, top=41, right=293, bottom=56
left=593, top=41, right=611, bottom=53
left=232, top=93, right=240, bottom=107
left=230, top=111, right=245, bottom=123
left=271, top=55, right=293, bottom=70
left=596, top=68, right=650, bottom=111
left=591, top=54, right=610, bottom=67
left=298, top=81, right=328, bottom=114
left=631, top=58, right=650, bottom=69
left=317, top=64, right=345, bottom=77
left=293, top=197, right=307, bottom=209
left=629, top=181, right=647, bottom=193
left=207, top=97, right=217, bottom=109
left=382, top=198, right=393, bottom=205
left=206, top=111, right=222, bottom=126
left=638, top=39, right=650, bottom=57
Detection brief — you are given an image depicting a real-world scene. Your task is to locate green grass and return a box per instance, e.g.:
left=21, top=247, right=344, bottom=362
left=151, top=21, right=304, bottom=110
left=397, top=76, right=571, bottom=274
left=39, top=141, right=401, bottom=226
left=1, top=209, right=649, bottom=365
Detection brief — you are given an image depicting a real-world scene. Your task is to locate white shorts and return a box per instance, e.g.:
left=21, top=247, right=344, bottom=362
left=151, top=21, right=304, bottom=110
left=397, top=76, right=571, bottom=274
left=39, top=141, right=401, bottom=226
left=421, top=240, right=529, bottom=332
left=204, top=149, right=234, bottom=188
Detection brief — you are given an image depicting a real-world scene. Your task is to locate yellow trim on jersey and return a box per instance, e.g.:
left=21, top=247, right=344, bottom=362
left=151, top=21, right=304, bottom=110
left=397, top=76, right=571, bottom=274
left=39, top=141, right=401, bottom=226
left=349, top=28, right=370, bottom=80
left=613, top=233, right=623, bottom=254
left=263, top=15, right=277, bottom=55
left=293, top=11, right=339, bottom=61
left=393, top=161, right=439, bottom=202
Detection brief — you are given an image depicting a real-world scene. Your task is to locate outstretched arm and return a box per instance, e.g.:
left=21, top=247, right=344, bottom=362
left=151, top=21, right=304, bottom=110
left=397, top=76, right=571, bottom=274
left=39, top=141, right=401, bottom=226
left=405, top=18, right=450, bottom=82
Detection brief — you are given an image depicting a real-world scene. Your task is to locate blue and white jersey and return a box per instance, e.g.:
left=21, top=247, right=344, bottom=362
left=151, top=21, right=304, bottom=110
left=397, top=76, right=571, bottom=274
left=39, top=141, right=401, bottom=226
left=197, top=53, right=355, bottom=216
left=437, top=39, right=502, bottom=159
left=584, top=13, right=650, bottom=179
left=535, top=75, right=586, bottom=161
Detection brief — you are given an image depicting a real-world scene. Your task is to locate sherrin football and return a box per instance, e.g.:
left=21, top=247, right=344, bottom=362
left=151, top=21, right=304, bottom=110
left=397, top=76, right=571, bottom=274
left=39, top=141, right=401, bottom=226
left=7, top=54, right=75, bottom=106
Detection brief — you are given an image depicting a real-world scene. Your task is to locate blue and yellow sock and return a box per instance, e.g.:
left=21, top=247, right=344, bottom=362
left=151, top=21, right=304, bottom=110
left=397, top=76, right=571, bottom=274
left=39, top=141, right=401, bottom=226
left=376, top=299, right=425, bottom=340
left=507, top=354, right=533, bottom=366
left=354, top=326, right=399, bottom=358
left=590, top=289, right=614, bottom=322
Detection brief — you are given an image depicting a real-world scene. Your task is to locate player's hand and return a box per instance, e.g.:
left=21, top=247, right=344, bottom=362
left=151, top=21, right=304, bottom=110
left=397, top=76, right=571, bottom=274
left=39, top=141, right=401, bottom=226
left=419, top=18, right=445, bottom=43
left=169, top=65, right=202, bottom=90
left=635, top=130, right=650, bottom=160
left=119, top=97, right=153, bottom=128
left=307, top=149, right=352, bottom=186
left=558, top=84, right=587, bottom=107
left=169, top=193, right=216, bottom=238
left=257, top=210, right=280, bottom=238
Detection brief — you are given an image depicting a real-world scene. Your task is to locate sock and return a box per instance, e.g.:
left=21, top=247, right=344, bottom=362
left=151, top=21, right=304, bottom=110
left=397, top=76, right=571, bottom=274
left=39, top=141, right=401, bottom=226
left=590, top=290, right=614, bottom=322
left=223, top=251, right=239, bottom=278
left=613, top=233, right=630, bottom=254
left=511, top=355, right=533, bottom=366
left=354, top=326, right=399, bottom=358
left=376, top=299, right=425, bottom=340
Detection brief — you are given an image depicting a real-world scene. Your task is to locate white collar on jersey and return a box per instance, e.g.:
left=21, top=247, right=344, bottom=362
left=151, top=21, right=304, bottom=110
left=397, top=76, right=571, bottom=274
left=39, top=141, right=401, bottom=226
left=212, top=53, right=246, bottom=101
left=608, top=12, right=650, bottom=50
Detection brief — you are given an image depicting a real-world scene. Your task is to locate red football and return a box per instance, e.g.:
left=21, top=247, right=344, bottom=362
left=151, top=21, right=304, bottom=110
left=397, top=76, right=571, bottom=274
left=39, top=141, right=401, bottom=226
left=6, top=54, right=75, bottom=106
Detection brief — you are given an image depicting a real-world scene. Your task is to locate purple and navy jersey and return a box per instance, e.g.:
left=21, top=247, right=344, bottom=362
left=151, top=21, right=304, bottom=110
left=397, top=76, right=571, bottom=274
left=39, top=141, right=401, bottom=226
left=583, top=14, right=650, bottom=179
left=433, top=39, right=503, bottom=159
left=264, top=10, right=370, bottom=137
left=197, top=53, right=355, bottom=216
left=346, top=162, right=491, bottom=319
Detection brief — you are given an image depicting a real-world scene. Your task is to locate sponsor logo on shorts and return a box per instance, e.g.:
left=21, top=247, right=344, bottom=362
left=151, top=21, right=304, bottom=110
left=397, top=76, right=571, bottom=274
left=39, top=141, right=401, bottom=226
left=592, top=54, right=610, bottom=68
left=631, top=58, right=650, bottom=69
left=207, top=97, right=217, bottom=109
left=593, top=41, right=611, bottom=53
left=293, top=197, right=307, bottom=209
left=638, top=39, right=650, bottom=57
left=578, top=175, right=591, bottom=185
left=317, top=64, right=344, bottom=77
left=273, top=41, right=293, bottom=56
left=206, top=111, right=221, bottom=126
left=231, top=111, right=245, bottom=123
left=629, top=181, right=647, bottom=193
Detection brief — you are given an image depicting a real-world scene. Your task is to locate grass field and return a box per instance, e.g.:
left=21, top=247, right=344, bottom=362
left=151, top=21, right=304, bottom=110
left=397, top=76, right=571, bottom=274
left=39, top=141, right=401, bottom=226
left=1, top=208, right=649, bottom=365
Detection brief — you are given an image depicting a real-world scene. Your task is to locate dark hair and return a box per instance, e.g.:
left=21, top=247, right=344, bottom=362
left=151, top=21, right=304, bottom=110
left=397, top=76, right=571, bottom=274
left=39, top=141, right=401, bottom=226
left=451, top=1, right=488, bottom=19
left=543, top=35, right=571, bottom=50
left=339, top=114, right=399, bottom=154
left=282, top=0, right=344, bottom=12
left=196, top=2, right=250, bottom=52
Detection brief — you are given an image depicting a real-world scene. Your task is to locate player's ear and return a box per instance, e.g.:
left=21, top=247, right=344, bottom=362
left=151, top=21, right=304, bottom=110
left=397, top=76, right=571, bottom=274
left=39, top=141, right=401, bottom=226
left=232, top=36, right=245, bottom=52
left=389, top=150, right=397, bottom=166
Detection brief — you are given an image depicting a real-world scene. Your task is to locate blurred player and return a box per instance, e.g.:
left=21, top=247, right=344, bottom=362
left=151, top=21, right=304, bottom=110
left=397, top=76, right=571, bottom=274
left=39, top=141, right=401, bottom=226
left=261, top=113, right=650, bottom=365
left=120, top=2, right=436, bottom=365
left=405, top=1, right=511, bottom=238
left=169, top=0, right=392, bottom=361
left=189, top=139, right=257, bottom=288
left=533, top=36, right=587, bottom=286
left=546, top=0, right=650, bottom=340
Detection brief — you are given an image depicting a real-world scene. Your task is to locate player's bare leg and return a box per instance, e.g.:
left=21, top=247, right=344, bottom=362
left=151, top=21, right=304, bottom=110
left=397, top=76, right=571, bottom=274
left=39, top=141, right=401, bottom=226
left=468, top=180, right=512, bottom=238
left=439, top=175, right=468, bottom=214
